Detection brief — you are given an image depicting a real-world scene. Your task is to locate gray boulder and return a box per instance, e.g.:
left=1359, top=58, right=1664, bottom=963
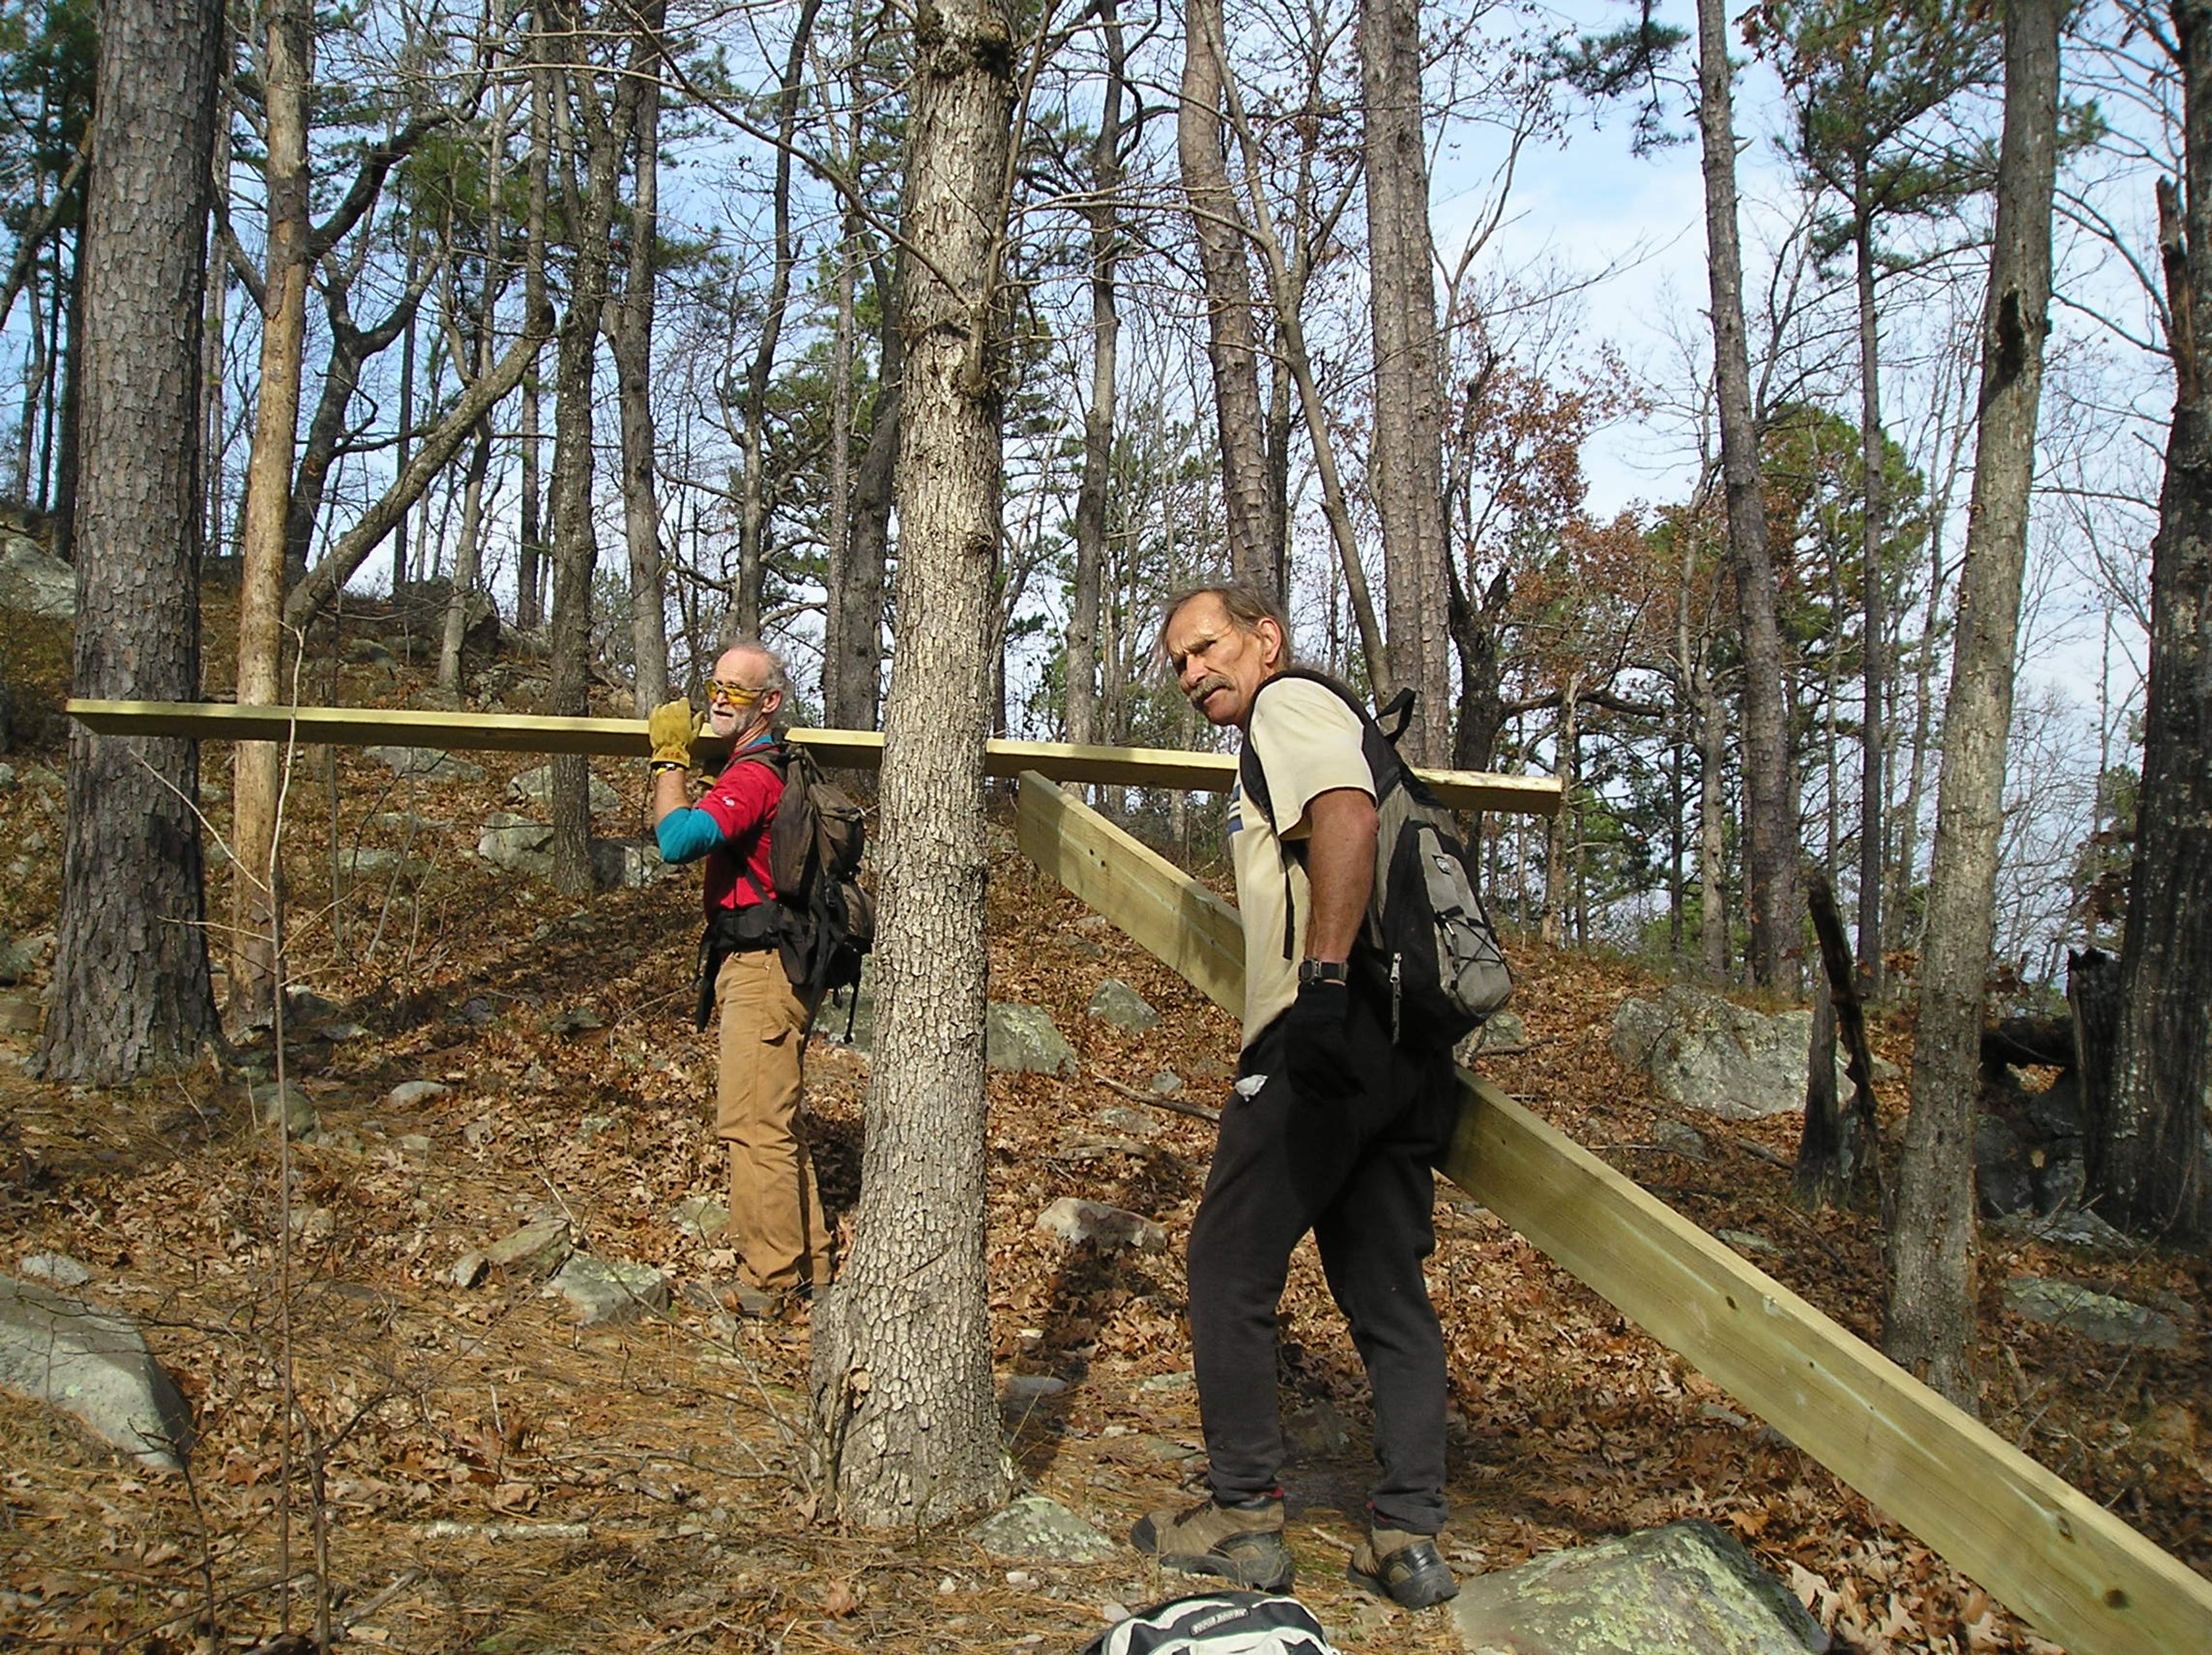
left=482, top=1217, right=574, bottom=1280
left=255, top=1081, right=320, bottom=1139
left=1453, top=1519, right=1830, bottom=1654
left=17, top=1252, right=90, bottom=1289
left=0, top=536, right=74, bottom=619
left=0, top=931, right=41, bottom=984
left=589, top=836, right=667, bottom=890
left=544, top=1255, right=671, bottom=1326
left=2003, top=1278, right=2183, bottom=1350
left=365, top=746, right=486, bottom=785
left=967, top=1494, right=1117, bottom=1563
left=1086, top=978, right=1158, bottom=1032
left=989, top=1003, right=1077, bottom=1076
left=669, top=1196, right=729, bottom=1241
left=387, top=1080, right=450, bottom=1107
left=508, top=763, right=622, bottom=817
left=477, top=812, right=554, bottom=874
left=0, top=1277, right=194, bottom=1471
left=1610, top=987, right=1847, bottom=1120
left=1036, top=1196, right=1166, bottom=1253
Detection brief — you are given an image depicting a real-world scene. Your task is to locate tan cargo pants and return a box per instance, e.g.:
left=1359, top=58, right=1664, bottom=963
left=713, top=946, right=834, bottom=1292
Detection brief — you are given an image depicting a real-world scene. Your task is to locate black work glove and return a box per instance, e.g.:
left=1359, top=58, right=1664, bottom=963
left=1282, top=980, right=1359, bottom=1100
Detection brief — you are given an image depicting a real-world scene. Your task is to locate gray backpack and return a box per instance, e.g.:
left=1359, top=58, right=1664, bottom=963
left=1240, top=670, right=1512, bottom=1048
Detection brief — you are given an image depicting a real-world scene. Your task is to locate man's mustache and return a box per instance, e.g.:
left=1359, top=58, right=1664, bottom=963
left=1186, top=673, right=1231, bottom=708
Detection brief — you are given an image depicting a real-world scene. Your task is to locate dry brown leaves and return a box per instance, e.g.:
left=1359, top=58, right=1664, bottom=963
left=0, top=628, right=2203, bottom=1653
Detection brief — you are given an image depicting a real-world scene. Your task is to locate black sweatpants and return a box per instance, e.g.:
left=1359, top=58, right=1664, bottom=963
left=1185, top=989, right=1457, bottom=1534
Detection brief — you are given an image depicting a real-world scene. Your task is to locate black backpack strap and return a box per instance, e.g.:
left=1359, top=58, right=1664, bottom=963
left=1375, top=686, right=1416, bottom=746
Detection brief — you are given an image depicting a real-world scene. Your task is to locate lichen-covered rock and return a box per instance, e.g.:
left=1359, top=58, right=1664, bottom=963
left=544, top=1256, right=671, bottom=1327
left=1609, top=987, right=1844, bottom=1120
left=988, top=1003, right=1077, bottom=1076
left=967, top=1494, right=1116, bottom=1563
left=2003, top=1278, right=2183, bottom=1350
left=0, top=536, right=75, bottom=618
left=1452, top=1519, right=1830, bottom=1653
left=668, top=1197, right=729, bottom=1241
left=507, top=763, right=621, bottom=817
left=482, top=1218, right=573, bottom=1280
left=0, top=1277, right=193, bottom=1471
left=1086, top=978, right=1158, bottom=1032
left=365, top=746, right=486, bottom=785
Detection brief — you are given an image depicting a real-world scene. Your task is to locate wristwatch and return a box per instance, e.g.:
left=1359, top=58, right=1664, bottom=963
left=1298, top=959, right=1349, bottom=987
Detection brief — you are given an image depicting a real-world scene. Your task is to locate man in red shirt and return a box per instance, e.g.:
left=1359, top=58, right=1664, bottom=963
left=649, top=642, right=834, bottom=1312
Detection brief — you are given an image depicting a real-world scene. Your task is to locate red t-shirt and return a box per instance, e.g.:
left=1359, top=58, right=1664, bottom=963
left=694, top=751, right=782, bottom=912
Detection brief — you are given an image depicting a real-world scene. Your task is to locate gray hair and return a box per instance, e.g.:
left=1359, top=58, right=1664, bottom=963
left=1159, top=581, right=1293, bottom=661
left=715, top=635, right=791, bottom=699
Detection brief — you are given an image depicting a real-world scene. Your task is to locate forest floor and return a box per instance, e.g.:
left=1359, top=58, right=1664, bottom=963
left=0, top=599, right=2205, bottom=1655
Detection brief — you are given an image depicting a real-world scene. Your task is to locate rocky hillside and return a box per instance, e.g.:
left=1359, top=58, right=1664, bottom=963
left=0, top=592, right=2204, bottom=1653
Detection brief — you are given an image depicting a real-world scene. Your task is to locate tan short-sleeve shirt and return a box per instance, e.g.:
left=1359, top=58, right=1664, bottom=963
left=1230, top=676, right=1375, bottom=1051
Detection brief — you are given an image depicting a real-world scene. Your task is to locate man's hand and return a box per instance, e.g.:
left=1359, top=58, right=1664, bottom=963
left=1283, top=980, right=1358, bottom=1100
left=648, top=699, right=697, bottom=768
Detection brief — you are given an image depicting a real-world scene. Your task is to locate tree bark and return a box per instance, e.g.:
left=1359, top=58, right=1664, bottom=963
left=2100, top=11, right=2212, bottom=1240
left=1066, top=4, right=1124, bottom=749
left=517, top=63, right=551, bottom=633
left=229, top=0, right=313, bottom=1016
left=1179, top=0, right=1279, bottom=592
left=1854, top=202, right=1888, bottom=999
left=834, top=268, right=900, bottom=732
left=609, top=0, right=670, bottom=711
left=36, top=0, right=225, bottom=1084
left=546, top=10, right=624, bottom=896
left=1887, top=0, right=2058, bottom=1403
left=1696, top=0, right=1801, bottom=990
left=809, top=0, right=1014, bottom=1527
left=1362, top=0, right=1450, bottom=764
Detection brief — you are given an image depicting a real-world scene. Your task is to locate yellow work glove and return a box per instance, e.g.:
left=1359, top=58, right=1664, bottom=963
left=647, top=699, right=697, bottom=769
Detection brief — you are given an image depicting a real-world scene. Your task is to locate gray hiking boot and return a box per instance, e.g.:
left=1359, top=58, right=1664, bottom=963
left=1130, top=1495, right=1293, bottom=1590
left=1347, top=1525, right=1457, bottom=1609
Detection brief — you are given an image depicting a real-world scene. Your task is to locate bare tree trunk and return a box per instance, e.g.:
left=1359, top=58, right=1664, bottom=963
left=435, top=422, right=493, bottom=696
left=2098, top=5, right=2212, bottom=1242
left=809, top=0, right=1014, bottom=1528
left=835, top=271, right=900, bottom=732
left=1854, top=202, right=1888, bottom=998
left=1697, top=0, right=1800, bottom=990
left=1887, top=0, right=2058, bottom=1404
left=544, top=6, right=626, bottom=895
left=391, top=232, right=418, bottom=590
left=1697, top=661, right=1730, bottom=983
left=1179, top=0, right=1279, bottom=592
left=823, top=239, right=857, bottom=719
left=730, top=0, right=824, bottom=638
left=230, top=0, right=313, bottom=1016
left=1066, top=5, right=1124, bottom=749
left=610, top=0, right=669, bottom=710
left=517, top=63, right=551, bottom=634
left=36, top=0, right=225, bottom=1084
left=1361, top=0, right=1450, bottom=763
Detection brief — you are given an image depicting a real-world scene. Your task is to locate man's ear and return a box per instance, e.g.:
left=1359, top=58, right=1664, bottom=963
left=1255, top=616, right=1285, bottom=671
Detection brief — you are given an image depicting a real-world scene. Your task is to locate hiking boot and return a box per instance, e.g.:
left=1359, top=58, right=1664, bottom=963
left=1130, top=1495, right=1293, bottom=1591
left=1347, top=1527, right=1457, bottom=1609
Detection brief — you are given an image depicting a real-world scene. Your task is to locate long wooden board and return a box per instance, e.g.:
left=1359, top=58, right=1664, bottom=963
left=65, top=700, right=1563, bottom=817
left=1012, top=770, right=2212, bottom=1655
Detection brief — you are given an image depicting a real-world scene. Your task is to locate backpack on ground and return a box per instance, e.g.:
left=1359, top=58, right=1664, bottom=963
left=1239, top=669, right=1512, bottom=1049
left=1078, top=1590, right=1342, bottom=1655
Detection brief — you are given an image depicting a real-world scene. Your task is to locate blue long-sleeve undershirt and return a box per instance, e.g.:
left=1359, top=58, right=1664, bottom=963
left=655, top=806, right=723, bottom=864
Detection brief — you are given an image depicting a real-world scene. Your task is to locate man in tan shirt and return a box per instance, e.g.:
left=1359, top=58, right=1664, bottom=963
left=1131, top=584, right=1458, bottom=1609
